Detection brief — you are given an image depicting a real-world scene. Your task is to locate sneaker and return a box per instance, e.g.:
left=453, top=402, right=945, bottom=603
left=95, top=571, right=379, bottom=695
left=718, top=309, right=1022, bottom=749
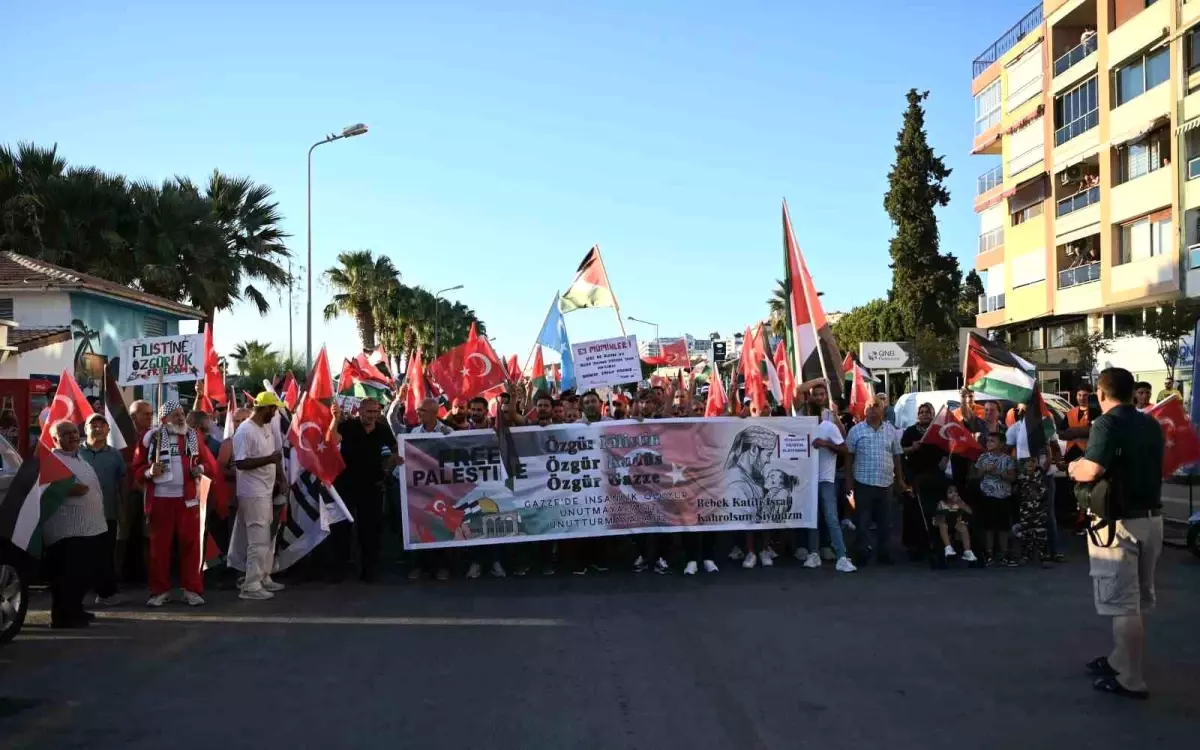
left=762, top=547, right=779, bottom=562
left=407, top=568, right=422, bottom=581
left=728, top=546, right=745, bottom=561
left=742, top=552, right=758, bottom=569
left=760, top=552, right=774, bottom=568
left=588, top=563, right=608, bottom=573
left=436, top=568, right=451, bottom=581
left=1004, top=557, right=1020, bottom=568
left=654, top=558, right=669, bottom=575
left=573, top=567, right=588, bottom=576
left=944, top=545, right=957, bottom=558
left=490, top=562, right=507, bottom=578
left=633, top=556, right=647, bottom=573
left=840, top=518, right=856, bottom=532
left=512, top=566, right=529, bottom=577
left=236, top=576, right=246, bottom=589
left=962, top=550, right=978, bottom=563
left=835, top=556, right=857, bottom=573
left=541, top=566, right=555, bottom=577
left=703, top=560, right=719, bottom=573
left=94, top=594, right=124, bottom=607
left=146, top=592, right=170, bottom=608
left=803, top=552, right=822, bottom=569
left=683, top=561, right=698, bottom=576
left=262, top=578, right=285, bottom=593
left=792, top=547, right=809, bottom=562
left=466, top=563, right=482, bottom=580
left=985, top=556, right=995, bottom=567
left=819, top=546, right=835, bottom=561
left=239, top=587, right=274, bottom=601
left=181, top=591, right=206, bottom=607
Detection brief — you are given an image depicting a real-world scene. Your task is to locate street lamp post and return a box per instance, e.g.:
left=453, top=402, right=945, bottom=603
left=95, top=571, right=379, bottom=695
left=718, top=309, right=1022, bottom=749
left=628, top=316, right=660, bottom=355
left=433, top=284, right=464, bottom=356
left=307, top=122, right=369, bottom=371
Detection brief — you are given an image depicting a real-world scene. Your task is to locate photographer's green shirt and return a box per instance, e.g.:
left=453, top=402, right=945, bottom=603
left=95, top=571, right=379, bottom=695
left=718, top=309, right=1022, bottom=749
left=1081, top=404, right=1164, bottom=513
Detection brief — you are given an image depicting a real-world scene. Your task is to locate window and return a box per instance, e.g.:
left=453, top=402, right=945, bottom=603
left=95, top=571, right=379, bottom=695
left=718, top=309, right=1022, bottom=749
left=1188, top=28, right=1200, bottom=74
left=1011, top=327, right=1044, bottom=351
left=1010, top=177, right=1046, bottom=225
left=143, top=316, right=167, bottom=337
left=1007, top=117, right=1044, bottom=175
left=975, top=80, right=1001, bottom=136
left=1006, top=43, right=1043, bottom=111
left=0, top=298, right=12, bottom=320
left=1010, top=250, right=1047, bottom=288
left=1048, top=321, right=1085, bottom=349
left=1054, top=77, right=1098, bottom=145
left=1118, top=216, right=1172, bottom=264
left=1117, top=128, right=1167, bottom=183
left=1013, top=201, right=1044, bottom=225
left=1114, top=47, right=1169, bottom=107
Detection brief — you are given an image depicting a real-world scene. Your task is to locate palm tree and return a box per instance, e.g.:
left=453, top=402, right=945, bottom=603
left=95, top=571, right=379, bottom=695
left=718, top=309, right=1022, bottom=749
left=323, top=250, right=400, bottom=350
left=229, top=340, right=277, bottom=375
left=767, top=279, right=790, bottom=339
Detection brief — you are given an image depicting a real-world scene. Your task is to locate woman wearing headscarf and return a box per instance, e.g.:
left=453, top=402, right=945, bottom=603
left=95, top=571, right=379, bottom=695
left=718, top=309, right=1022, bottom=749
left=899, top=403, right=947, bottom=558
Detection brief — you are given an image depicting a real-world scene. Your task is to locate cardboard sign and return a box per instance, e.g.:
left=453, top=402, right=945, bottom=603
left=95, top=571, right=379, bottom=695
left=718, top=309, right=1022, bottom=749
left=572, top=335, right=642, bottom=391
left=118, top=334, right=204, bottom=386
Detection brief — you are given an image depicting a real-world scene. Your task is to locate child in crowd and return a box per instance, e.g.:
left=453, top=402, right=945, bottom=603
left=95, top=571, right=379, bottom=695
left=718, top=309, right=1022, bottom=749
left=1016, top=451, right=1051, bottom=567
left=934, top=485, right=977, bottom=562
left=973, top=432, right=1017, bottom=567
left=761, top=468, right=794, bottom=521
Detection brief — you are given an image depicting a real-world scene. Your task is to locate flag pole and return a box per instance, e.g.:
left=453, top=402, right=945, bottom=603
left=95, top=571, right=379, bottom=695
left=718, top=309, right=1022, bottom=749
left=595, top=244, right=628, bottom=337
left=787, top=204, right=834, bottom=392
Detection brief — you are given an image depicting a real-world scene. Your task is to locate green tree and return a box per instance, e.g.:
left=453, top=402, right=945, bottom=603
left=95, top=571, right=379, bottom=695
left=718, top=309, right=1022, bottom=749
left=323, top=250, right=400, bottom=350
left=1066, top=331, right=1113, bottom=383
left=883, top=90, right=961, bottom=338
left=228, top=339, right=283, bottom=391
left=831, top=298, right=904, bottom=354
left=1145, top=301, right=1200, bottom=383
left=912, top=329, right=958, bottom=391
left=374, top=282, right=487, bottom=359
left=957, top=270, right=985, bottom=328
left=766, top=279, right=790, bottom=339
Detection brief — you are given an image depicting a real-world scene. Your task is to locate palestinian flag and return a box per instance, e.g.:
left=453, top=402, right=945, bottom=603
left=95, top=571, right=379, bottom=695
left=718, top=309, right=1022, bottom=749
left=530, top=347, right=549, bottom=397
left=338, top=357, right=390, bottom=402
left=559, top=245, right=619, bottom=313
left=782, top=200, right=843, bottom=400
left=965, top=332, right=1054, bottom=451
left=964, top=332, right=1037, bottom=403
left=0, top=446, right=76, bottom=556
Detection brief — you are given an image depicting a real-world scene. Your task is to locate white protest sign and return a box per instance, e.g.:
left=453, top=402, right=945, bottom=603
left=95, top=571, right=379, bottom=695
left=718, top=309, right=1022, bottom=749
left=118, top=334, right=205, bottom=386
left=573, top=335, right=642, bottom=391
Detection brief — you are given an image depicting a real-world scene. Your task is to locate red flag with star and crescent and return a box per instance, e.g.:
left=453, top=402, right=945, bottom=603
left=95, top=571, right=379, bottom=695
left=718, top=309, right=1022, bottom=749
left=643, top=338, right=689, bottom=368
left=1147, top=395, right=1200, bottom=477
left=202, top=323, right=226, bottom=405
left=920, top=406, right=984, bottom=460
left=427, top=323, right=506, bottom=403
left=308, top=346, right=335, bottom=403
left=287, top=394, right=345, bottom=486
left=40, top=369, right=95, bottom=449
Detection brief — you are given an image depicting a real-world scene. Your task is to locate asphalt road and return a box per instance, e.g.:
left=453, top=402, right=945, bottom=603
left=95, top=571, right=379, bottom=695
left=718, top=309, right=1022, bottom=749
left=1, top=540, right=1198, bottom=750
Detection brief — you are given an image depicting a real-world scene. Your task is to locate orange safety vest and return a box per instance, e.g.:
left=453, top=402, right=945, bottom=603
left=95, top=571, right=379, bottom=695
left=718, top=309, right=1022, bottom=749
left=1066, top=407, right=1089, bottom=452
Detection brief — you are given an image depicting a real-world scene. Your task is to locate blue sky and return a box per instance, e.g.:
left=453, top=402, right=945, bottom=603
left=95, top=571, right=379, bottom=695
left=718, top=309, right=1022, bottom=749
left=2, top=0, right=1036, bottom=367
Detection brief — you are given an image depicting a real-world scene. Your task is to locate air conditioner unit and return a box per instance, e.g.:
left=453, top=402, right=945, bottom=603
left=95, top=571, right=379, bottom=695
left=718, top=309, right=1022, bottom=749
left=1065, top=164, right=1084, bottom=182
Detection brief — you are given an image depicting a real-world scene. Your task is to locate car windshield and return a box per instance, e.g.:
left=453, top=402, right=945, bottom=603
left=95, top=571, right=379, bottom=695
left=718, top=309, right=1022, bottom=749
left=0, top=434, right=22, bottom=475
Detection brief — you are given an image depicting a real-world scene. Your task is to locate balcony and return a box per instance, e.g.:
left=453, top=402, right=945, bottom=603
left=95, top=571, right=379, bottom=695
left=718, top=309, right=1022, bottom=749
left=1055, top=185, right=1099, bottom=217
left=977, top=165, right=1003, bottom=195
left=1053, top=35, right=1097, bottom=78
left=1057, top=262, right=1100, bottom=289
left=1190, top=243, right=1200, bottom=270
left=1111, top=167, right=1171, bottom=225
left=973, top=5, right=1044, bottom=78
left=978, top=228, right=1004, bottom=254
left=978, top=293, right=1006, bottom=314
left=1111, top=253, right=1179, bottom=296
left=1054, top=109, right=1098, bottom=146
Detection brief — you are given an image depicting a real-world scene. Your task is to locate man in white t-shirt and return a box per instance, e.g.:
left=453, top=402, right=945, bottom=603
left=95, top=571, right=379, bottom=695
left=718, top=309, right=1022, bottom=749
left=805, top=402, right=856, bottom=573
left=233, top=392, right=285, bottom=600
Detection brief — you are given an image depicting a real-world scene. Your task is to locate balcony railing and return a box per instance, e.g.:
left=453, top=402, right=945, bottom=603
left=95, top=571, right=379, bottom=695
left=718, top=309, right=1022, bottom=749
left=1189, top=156, right=1200, bottom=180
left=973, top=5, right=1044, bottom=77
left=1056, top=185, right=1100, bottom=217
left=977, top=165, right=1004, bottom=195
left=1054, top=109, right=1099, bottom=146
left=1057, top=261, right=1100, bottom=289
left=978, top=228, right=1004, bottom=254
left=1189, top=243, right=1200, bottom=270
left=978, top=293, right=1007, bottom=314
left=1053, top=34, right=1098, bottom=78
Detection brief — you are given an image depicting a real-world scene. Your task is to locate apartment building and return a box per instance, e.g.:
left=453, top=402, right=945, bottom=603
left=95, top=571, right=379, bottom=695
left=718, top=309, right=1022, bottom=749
left=971, top=0, right=1200, bottom=393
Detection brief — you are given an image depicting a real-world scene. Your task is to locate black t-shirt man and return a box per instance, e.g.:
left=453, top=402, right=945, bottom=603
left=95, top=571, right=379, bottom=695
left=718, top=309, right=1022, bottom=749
left=337, top=419, right=398, bottom=489
left=1081, top=405, right=1164, bottom=514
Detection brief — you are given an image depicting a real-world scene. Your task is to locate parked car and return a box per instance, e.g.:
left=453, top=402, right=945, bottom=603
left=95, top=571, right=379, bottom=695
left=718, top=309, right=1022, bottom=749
left=0, top=434, right=32, bottom=646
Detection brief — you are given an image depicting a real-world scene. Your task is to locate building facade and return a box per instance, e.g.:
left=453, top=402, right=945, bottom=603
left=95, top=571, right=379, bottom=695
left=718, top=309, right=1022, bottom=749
left=971, top=0, right=1200, bottom=393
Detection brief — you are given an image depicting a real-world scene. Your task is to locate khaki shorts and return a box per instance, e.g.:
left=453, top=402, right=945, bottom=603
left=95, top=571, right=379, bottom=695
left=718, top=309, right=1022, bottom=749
left=1087, top=516, right=1163, bottom=617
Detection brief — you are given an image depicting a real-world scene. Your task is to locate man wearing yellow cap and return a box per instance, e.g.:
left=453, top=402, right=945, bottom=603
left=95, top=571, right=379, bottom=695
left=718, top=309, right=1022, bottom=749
left=232, top=392, right=285, bottom=600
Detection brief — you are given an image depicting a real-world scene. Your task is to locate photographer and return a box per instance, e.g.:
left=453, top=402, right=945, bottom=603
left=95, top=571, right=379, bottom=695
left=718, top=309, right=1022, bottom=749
left=1067, top=368, right=1164, bottom=700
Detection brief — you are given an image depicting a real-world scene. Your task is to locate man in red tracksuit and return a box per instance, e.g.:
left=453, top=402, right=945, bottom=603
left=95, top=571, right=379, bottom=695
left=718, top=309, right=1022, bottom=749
left=133, top=400, right=224, bottom=607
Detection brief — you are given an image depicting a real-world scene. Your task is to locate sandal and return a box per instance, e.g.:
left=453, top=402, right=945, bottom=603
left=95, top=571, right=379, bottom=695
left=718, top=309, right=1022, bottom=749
left=1052, top=553, right=1067, bottom=563
left=1085, top=656, right=1118, bottom=677
left=1092, top=675, right=1148, bottom=700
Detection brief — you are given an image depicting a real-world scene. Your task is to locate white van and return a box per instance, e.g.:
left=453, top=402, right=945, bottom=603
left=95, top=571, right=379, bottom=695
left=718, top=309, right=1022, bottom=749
left=894, top=389, right=1071, bottom=431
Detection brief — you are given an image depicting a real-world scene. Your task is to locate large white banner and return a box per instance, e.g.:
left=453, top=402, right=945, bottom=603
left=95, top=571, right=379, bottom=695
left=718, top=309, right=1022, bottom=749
left=118, top=334, right=204, bottom=386
left=401, top=416, right=819, bottom=549
left=573, top=335, right=642, bottom=391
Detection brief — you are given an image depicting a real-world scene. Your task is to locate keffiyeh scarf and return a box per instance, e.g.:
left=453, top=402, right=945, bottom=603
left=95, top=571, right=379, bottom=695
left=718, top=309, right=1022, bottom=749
left=155, top=400, right=200, bottom=459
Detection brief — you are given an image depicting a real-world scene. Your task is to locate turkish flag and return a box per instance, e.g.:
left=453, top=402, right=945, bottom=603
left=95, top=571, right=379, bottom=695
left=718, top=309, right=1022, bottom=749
left=505, top=354, right=521, bottom=383
left=287, top=394, right=345, bottom=486
left=202, top=323, right=226, bottom=405
left=427, top=324, right=506, bottom=403
left=351, top=353, right=393, bottom=387
left=705, top=370, right=729, bottom=417
left=848, top=357, right=874, bottom=421
left=1148, top=395, right=1200, bottom=477
left=920, top=406, right=983, bottom=460
left=308, top=346, right=335, bottom=403
left=773, top=340, right=795, bottom=414
left=644, top=338, right=689, bottom=368
left=39, top=369, right=95, bottom=450
left=426, top=499, right=465, bottom=534
left=281, top=372, right=299, bottom=412
left=403, top=350, right=429, bottom=427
